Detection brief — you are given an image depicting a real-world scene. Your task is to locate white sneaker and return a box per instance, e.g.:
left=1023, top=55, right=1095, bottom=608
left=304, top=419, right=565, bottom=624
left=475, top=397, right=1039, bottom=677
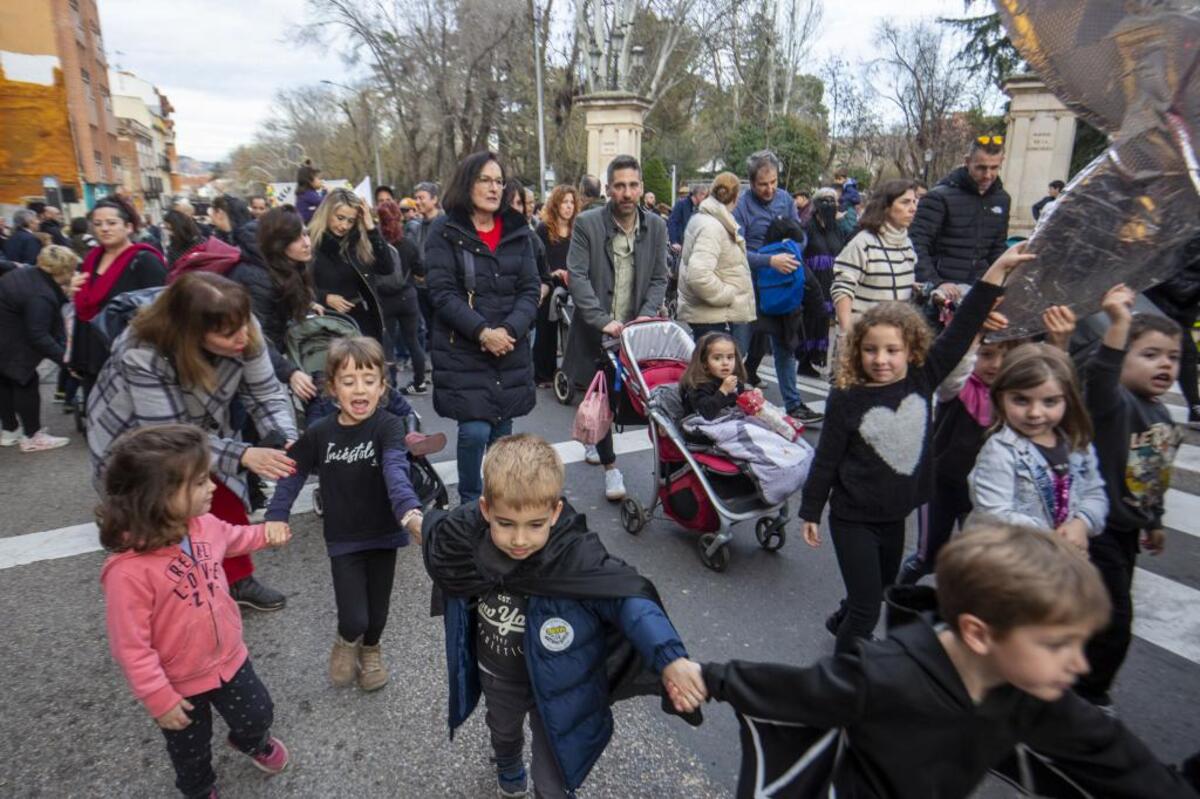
left=19, top=430, right=69, bottom=453
left=584, top=444, right=601, bottom=465
left=0, top=429, right=20, bottom=447
left=604, top=468, right=626, bottom=501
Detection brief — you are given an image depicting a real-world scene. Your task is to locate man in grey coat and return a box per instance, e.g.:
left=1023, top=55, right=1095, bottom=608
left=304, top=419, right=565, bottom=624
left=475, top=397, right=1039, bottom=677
left=565, top=154, right=669, bottom=501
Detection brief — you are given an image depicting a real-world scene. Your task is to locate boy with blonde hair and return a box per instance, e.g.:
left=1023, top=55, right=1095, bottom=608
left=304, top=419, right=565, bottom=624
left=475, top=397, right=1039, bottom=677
left=672, top=523, right=1194, bottom=798
left=423, top=434, right=704, bottom=798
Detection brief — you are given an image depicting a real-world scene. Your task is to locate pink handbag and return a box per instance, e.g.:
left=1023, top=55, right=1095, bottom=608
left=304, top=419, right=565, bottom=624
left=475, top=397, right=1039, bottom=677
left=572, top=371, right=613, bottom=445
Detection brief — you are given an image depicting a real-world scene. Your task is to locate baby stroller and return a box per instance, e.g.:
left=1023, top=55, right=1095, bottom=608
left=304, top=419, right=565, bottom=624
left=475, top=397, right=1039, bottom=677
left=285, top=312, right=450, bottom=513
left=613, top=319, right=790, bottom=572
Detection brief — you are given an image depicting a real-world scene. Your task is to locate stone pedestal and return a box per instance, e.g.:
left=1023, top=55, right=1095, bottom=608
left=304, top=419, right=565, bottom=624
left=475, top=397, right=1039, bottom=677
left=1001, top=74, right=1079, bottom=238
left=576, top=92, right=651, bottom=184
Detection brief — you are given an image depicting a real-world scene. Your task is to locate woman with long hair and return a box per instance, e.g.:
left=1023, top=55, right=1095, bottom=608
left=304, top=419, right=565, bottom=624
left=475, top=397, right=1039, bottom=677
left=86, top=271, right=297, bottom=611
left=425, top=150, right=540, bottom=502
left=71, top=195, right=167, bottom=398
left=308, top=187, right=394, bottom=347
left=374, top=198, right=428, bottom=394
left=163, top=209, right=204, bottom=266
left=533, top=184, right=578, bottom=386
left=210, top=194, right=264, bottom=265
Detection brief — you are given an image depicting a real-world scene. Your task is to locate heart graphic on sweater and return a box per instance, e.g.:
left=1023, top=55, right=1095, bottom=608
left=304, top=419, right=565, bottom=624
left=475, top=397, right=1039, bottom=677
left=859, top=394, right=928, bottom=476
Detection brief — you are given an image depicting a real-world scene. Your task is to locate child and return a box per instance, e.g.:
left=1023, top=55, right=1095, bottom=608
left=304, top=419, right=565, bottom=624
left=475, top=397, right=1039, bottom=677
left=266, top=336, right=424, bottom=691
left=670, top=523, right=1195, bottom=798
left=99, top=424, right=292, bottom=799
left=969, top=343, right=1108, bottom=550
left=1075, top=284, right=1184, bottom=709
left=900, top=305, right=1078, bottom=585
left=798, top=245, right=1026, bottom=653
left=423, top=434, right=705, bottom=799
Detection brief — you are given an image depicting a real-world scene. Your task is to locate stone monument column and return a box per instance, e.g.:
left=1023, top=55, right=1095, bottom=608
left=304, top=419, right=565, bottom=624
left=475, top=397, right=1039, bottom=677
left=1001, top=73, right=1079, bottom=238
left=575, top=91, right=651, bottom=183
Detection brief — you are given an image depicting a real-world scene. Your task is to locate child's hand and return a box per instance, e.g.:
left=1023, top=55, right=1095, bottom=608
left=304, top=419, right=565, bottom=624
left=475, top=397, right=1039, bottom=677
left=982, top=303, right=1009, bottom=332
left=404, top=512, right=424, bottom=545
left=981, top=241, right=1035, bottom=285
left=1056, top=519, right=1090, bottom=550
left=1140, top=528, right=1166, bottom=555
left=662, top=658, right=706, bottom=713
left=264, top=521, right=291, bottom=546
left=802, top=521, right=822, bottom=548
left=719, top=375, right=739, bottom=395
left=1100, top=284, right=1135, bottom=322
left=155, top=699, right=194, bottom=730
left=1042, top=305, right=1077, bottom=350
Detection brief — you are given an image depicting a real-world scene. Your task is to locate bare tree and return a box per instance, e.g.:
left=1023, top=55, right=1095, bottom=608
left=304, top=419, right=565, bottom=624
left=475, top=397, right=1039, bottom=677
left=821, top=57, right=882, bottom=174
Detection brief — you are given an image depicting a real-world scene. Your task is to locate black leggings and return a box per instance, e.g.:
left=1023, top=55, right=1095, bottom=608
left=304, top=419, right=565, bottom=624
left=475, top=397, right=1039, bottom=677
left=830, top=516, right=906, bottom=654
left=386, top=286, right=427, bottom=384
left=0, top=374, right=41, bottom=436
left=329, top=548, right=397, bottom=645
left=161, top=658, right=274, bottom=799
left=1076, top=528, right=1139, bottom=703
left=898, top=477, right=972, bottom=585
left=1172, top=311, right=1199, bottom=409
left=533, top=296, right=558, bottom=383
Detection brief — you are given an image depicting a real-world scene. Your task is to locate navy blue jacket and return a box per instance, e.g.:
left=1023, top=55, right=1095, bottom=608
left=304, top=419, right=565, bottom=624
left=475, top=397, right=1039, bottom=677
left=667, top=197, right=699, bottom=246
left=425, top=208, right=540, bottom=423
left=0, top=266, right=67, bottom=383
left=426, top=502, right=690, bottom=792
left=4, top=228, right=42, bottom=266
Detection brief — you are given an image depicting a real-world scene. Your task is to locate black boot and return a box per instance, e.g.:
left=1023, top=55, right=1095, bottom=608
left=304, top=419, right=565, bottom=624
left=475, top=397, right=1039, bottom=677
left=229, top=576, right=286, bottom=611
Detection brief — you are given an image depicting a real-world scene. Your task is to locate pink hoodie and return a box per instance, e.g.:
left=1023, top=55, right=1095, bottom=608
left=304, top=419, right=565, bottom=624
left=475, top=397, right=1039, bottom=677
left=100, top=513, right=269, bottom=718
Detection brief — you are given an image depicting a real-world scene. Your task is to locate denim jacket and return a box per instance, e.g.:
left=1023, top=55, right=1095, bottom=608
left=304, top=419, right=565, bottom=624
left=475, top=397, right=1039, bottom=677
left=968, top=425, right=1109, bottom=534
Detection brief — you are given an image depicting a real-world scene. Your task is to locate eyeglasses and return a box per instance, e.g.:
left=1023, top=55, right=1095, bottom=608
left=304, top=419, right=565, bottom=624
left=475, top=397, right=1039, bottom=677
left=976, top=135, right=1004, bottom=146
left=475, top=176, right=505, bottom=189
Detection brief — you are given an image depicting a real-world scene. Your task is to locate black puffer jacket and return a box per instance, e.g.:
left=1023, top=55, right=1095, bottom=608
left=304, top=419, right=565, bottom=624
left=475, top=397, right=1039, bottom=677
left=227, top=259, right=299, bottom=381
left=0, top=266, right=67, bottom=383
left=910, top=166, right=1010, bottom=285
left=310, top=228, right=393, bottom=345
left=218, top=221, right=264, bottom=266
left=425, top=208, right=541, bottom=423
left=376, top=236, right=423, bottom=317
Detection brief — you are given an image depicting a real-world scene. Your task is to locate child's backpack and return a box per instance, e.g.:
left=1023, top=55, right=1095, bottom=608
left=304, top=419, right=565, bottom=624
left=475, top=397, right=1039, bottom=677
left=754, top=239, right=806, bottom=317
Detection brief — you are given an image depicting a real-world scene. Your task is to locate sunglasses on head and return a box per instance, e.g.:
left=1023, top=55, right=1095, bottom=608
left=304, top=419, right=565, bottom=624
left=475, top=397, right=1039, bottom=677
left=976, top=135, right=1004, bottom=146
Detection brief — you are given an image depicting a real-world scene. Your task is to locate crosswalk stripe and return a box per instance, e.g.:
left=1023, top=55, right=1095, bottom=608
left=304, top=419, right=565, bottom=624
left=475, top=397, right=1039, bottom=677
left=1132, top=568, right=1200, bottom=665
left=1164, top=489, right=1200, bottom=539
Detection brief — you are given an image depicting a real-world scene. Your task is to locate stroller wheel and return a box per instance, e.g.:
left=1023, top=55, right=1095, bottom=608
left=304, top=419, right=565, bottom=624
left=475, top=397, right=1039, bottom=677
left=698, top=533, right=731, bottom=572
left=620, top=497, right=646, bottom=534
left=312, top=486, right=324, bottom=517
left=553, top=370, right=576, bottom=405
left=755, top=517, right=787, bottom=551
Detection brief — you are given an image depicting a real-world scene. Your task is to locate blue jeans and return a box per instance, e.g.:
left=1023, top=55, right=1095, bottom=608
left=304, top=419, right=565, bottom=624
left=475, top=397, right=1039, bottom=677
left=690, top=321, right=753, bottom=357
left=768, top=334, right=802, bottom=411
left=457, top=418, right=514, bottom=503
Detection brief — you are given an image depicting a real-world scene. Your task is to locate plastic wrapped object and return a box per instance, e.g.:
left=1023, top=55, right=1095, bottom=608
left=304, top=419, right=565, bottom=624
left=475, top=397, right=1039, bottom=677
left=736, top=389, right=804, bottom=442
left=989, top=0, right=1200, bottom=340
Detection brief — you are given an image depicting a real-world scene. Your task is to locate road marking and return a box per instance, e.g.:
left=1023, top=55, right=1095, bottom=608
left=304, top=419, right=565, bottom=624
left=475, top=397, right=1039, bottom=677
left=1164, top=489, right=1200, bottom=539
left=1132, top=568, right=1200, bottom=665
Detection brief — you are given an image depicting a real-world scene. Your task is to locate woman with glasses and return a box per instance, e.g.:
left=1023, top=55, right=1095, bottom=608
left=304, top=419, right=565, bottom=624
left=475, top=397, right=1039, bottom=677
left=424, top=151, right=541, bottom=503
left=308, top=188, right=394, bottom=347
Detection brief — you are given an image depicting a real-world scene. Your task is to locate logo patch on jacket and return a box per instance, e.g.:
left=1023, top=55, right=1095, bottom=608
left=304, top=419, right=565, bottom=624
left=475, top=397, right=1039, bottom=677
left=990, top=206, right=1005, bottom=214
left=539, top=618, right=575, bottom=652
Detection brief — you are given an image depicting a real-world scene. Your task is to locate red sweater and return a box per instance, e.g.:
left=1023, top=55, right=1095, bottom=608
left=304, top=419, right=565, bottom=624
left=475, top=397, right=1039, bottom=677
left=101, top=514, right=269, bottom=717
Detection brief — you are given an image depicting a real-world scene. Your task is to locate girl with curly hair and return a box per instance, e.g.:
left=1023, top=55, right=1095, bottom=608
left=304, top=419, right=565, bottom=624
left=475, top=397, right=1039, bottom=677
left=797, top=244, right=1029, bottom=653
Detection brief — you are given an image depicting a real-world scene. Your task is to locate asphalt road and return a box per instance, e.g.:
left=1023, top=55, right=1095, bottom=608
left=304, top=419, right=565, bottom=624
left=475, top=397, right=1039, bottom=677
left=2, top=363, right=1198, bottom=798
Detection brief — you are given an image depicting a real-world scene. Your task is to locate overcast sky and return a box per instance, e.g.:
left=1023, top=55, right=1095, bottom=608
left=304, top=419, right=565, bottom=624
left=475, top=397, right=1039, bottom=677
left=97, top=0, right=966, bottom=163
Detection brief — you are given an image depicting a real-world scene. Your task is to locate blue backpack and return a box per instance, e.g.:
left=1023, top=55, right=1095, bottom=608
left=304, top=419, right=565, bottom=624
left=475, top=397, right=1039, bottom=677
left=754, top=240, right=806, bottom=316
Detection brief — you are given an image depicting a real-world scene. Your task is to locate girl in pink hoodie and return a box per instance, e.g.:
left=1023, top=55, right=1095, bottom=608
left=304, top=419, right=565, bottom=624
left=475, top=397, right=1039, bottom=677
left=99, top=424, right=292, bottom=798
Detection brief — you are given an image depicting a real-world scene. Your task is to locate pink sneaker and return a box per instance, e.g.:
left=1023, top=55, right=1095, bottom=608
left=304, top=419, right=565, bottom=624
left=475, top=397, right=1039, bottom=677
left=230, top=736, right=289, bottom=775
left=19, top=430, right=69, bottom=452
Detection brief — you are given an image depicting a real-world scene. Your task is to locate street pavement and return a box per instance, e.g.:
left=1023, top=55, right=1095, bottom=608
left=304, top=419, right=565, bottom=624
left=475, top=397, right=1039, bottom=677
left=2, top=361, right=1198, bottom=798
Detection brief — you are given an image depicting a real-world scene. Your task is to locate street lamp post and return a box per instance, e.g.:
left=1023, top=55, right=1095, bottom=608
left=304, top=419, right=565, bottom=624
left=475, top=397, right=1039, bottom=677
left=321, top=79, right=383, bottom=187
left=532, top=1, right=549, bottom=198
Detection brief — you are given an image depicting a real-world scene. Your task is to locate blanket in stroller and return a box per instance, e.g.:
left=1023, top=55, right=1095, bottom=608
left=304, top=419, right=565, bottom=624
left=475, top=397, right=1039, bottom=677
left=682, top=411, right=814, bottom=506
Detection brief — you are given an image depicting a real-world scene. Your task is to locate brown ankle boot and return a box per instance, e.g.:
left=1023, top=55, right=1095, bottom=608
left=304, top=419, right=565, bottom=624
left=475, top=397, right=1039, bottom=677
left=358, top=643, right=389, bottom=691
left=329, top=635, right=360, bottom=686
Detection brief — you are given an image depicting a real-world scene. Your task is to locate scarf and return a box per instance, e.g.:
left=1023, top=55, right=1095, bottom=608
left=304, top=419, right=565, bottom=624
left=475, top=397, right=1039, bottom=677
left=74, top=243, right=164, bottom=322
left=959, top=372, right=993, bottom=428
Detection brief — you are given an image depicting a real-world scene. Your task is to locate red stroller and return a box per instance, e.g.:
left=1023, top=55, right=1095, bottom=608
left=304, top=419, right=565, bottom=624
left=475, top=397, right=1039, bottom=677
left=611, top=319, right=790, bottom=572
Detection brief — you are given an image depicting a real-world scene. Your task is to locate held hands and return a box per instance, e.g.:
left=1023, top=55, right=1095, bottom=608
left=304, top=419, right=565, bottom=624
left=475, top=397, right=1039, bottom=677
left=241, top=447, right=297, bottom=480
left=1141, top=528, right=1166, bottom=556
left=803, top=521, right=822, bottom=548
left=264, top=521, right=292, bottom=547
left=1041, top=305, right=1078, bottom=351
left=719, top=375, right=739, bottom=395
left=662, top=658, right=707, bottom=714
left=1101, top=283, right=1135, bottom=322
left=479, top=327, right=516, bottom=356
left=326, top=294, right=355, bottom=314
left=289, top=370, right=318, bottom=401
left=769, top=253, right=799, bottom=274
left=155, top=699, right=194, bottom=730
left=403, top=511, right=424, bottom=545
left=1056, top=518, right=1090, bottom=550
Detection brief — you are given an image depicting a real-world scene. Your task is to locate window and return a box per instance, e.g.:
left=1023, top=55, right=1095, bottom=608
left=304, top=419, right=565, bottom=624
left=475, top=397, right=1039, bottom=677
left=112, top=155, right=122, bottom=169
left=81, top=68, right=90, bottom=84
left=94, top=149, right=105, bottom=180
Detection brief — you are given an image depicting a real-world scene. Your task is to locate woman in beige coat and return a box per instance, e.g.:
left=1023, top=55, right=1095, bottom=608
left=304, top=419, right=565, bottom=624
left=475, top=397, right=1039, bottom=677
left=677, top=171, right=757, bottom=354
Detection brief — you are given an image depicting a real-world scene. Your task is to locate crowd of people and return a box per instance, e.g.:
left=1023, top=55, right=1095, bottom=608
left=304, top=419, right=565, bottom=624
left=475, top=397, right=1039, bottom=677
left=2, top=138, right=1200, bottom=799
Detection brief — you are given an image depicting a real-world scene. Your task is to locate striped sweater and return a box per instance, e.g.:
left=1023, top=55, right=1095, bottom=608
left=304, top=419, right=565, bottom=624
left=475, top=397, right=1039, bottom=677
left=830, top=225, right=917, bottom=315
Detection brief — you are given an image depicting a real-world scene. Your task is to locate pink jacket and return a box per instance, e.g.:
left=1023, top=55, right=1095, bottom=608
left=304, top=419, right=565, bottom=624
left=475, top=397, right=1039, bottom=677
left=101, top=514, right=269, bottom=718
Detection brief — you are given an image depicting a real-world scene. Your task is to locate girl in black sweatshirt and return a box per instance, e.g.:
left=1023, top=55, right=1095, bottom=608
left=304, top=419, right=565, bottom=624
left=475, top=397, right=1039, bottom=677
left=798, top=245, right=1027, bottom=653
left=680, top=332, right=748, bottom=420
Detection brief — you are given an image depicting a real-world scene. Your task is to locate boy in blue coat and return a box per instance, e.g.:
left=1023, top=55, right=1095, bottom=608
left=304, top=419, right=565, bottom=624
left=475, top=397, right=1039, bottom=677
left=423, top=434, right=704, bottom=798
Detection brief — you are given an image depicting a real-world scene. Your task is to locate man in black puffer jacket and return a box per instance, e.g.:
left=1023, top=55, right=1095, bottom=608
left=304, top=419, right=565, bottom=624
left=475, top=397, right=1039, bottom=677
left=910, top=138, right=1011, bottom=305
